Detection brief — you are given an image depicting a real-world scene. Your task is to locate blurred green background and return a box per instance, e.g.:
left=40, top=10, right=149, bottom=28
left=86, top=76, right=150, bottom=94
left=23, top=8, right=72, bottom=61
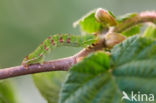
left=0, top=0, right=155, bottom=103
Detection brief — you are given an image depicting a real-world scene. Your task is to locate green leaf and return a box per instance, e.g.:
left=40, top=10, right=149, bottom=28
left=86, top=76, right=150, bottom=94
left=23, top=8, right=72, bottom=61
left=0, top=80, right=18, bottom=103
left=108, top=10, right=116, bottom=18
left=111, top=36, right=155, bottom=66
left=116, top=13, right=142, bottom=37
left=111, top=36, right=156, bottom=102
left=73, top=11, right=103, bottom=34
left=59, top=52, right=124, bottom=103
left=117, top=13, right=138, bottom=23
left=33, top=72, right=66, bottom=103
left=143, top=24, right=156, bottom=39
left=60, top=36, right=156, bottom=103
left=122, top=25, right=141, bottom=37
left=117, top=13, right=141, bottom=37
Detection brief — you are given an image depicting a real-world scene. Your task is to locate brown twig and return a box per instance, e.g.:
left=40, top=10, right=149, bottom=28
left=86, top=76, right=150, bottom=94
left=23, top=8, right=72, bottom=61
left=0, top=57, right=75, bottom=79
left=112, top=11, right=156, bottom=33
left=0, top=39, right=105, bottom=79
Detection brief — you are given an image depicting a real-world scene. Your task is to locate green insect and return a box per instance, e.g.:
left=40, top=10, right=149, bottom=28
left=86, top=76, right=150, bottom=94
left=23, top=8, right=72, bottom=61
left=22, top=34, right=98, bottom=67
left=22, top=8, right=118, bottom=68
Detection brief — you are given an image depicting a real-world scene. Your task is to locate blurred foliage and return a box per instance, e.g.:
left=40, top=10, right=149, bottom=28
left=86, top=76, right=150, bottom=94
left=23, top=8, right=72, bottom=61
left=33, top=72, right=67, bottom=103
left=0, top=80, right=18, bottom=103
left=121, top=25, right=141, bottom=37
left=117, top=13, right=137, bottom=23
left=144, top=24, right=156, bottom=39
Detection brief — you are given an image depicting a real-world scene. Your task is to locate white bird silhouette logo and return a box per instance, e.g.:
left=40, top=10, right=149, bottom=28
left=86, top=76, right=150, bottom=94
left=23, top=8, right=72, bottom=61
left=122, top=91, right=131, bottom=101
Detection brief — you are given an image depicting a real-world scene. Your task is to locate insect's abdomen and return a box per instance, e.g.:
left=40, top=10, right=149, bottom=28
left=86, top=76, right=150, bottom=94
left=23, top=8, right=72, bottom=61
left=22, top=34, right=97, bottom=67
